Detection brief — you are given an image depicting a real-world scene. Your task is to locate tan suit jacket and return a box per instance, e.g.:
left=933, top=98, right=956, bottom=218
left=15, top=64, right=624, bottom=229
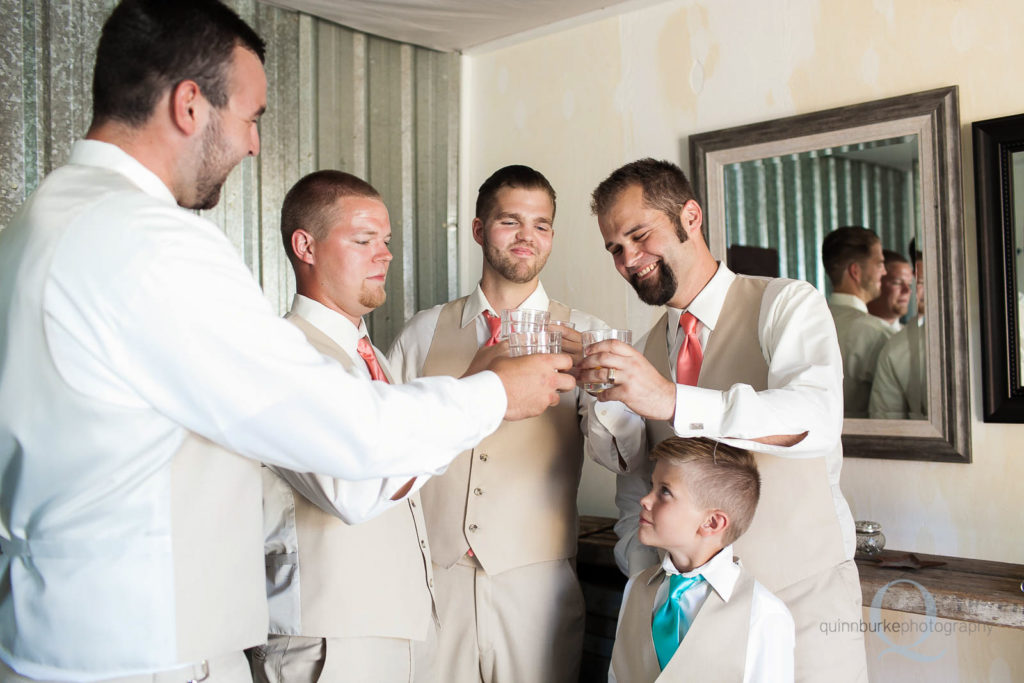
left=262, top=313, right=435, bottom=640
left=418, top=297, right=583, bottom=575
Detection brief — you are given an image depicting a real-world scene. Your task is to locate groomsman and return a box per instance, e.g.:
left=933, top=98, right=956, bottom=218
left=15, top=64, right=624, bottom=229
left=251, top=171, right=438, bottom=682
left=579, top=158, right=867, bottom=682
left=389, top=165, right=637, bottom=682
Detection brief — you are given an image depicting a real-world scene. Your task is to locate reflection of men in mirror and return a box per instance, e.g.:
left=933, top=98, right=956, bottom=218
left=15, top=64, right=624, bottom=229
left=252, top=171, right=438, bottom=682
left=388, top=165, right=630, bottom=682
left=867, top=250, right=913, bottom=332
left=822, top=226, right=893, bottom=418
left=581, top=159, right=867, bottom=682
left=870, top=262, right=927, bottom=419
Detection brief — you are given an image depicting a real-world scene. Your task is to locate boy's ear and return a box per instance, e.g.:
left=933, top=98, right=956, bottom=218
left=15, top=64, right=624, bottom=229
left=698, top=510, right=730, bottom=538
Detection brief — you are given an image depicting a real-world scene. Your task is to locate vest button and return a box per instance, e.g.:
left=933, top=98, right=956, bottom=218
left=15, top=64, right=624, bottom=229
left=478, top=453, right=488, bottom=462
left=410, top=499, right=416, bottom=507
left=468, top=524, right=478, bottom=532
left=473, top=487, right=483, bottom=496
left=420, top=539, right=427, bottom=548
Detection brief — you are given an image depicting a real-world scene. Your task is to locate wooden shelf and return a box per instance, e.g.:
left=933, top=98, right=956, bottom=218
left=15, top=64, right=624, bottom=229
left=577, top=516, right=1024, bottom=629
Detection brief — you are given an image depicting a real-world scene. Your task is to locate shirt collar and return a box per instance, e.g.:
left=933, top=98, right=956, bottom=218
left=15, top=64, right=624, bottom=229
left=667, top=262, right=734, bottom=345
left=70, top=140, right=177, bottom=206
left=828, top=292, right=868, bottom=313
left=460, top=281, right=549, bottom=328
left=290, top=294, right=367, bottom=357
left=655, top=544, right=741, bottom=602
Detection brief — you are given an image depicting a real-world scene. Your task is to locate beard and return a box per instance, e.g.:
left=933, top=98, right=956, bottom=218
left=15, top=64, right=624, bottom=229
left=483, top=240, right=548, bottom=284
left=630, top=261, right=678, bottom=306
left=189, top=113, right=234, bottom=211
left=359, top=283, right=387, bottom=311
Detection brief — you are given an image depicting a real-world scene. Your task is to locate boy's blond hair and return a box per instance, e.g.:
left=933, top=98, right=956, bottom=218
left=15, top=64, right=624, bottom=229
left=651, top=437, right=760, bottom=546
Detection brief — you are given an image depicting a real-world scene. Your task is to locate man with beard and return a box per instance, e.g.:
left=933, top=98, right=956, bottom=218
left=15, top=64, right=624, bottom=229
left=822, top=226, right=893, bottom=417
left=867, top=249, right=913, bottom=332
left=579, top=159, right=866, bottom=682
left=388, top=165, right=636, bottom=682
left=0, top=2, right=572, bottom=681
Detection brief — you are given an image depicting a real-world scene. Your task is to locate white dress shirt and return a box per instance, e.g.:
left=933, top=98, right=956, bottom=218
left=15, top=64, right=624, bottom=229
left=610, top=546, right=795, bottom=683
left=828, top=292, right=896, bottom=418
left=387, top=282, right=638, bottom=474
left=0, top=140, right=505, bottom=680
left=607, top=265, right=855, bottom=576
left=868, top=316, right=927, bottom=420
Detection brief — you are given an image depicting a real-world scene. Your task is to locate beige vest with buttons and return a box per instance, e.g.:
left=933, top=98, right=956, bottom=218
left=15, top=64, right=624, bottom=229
left=419, top=297, right=583, bottom=575
left=643, top=276, right=847, bottom=591
left=264, top=313, right=435, bottom=640
left=610, top=563, right=753, bottom=682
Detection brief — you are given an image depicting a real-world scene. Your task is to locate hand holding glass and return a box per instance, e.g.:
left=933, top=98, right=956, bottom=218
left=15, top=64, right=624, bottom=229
left=582, top=329, right=633, bottom=394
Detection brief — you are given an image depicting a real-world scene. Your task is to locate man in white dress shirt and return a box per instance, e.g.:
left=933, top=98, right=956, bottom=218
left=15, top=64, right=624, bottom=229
left=869, top=264, right=927, bottom=420
left=578, top=158, right=867, bottom=682
left=821, top=226, right=893, bottom=417
left=0, top=3, right=572, bottom=681
left=866, top=250, right=913, bottom=333
left=250, top=170, right=440, bottom=682
left=388, top=165, right=636, bottom=682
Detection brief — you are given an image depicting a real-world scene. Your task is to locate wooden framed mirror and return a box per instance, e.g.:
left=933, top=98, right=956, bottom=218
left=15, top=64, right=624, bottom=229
left=690, top=87, right=969, bottom=462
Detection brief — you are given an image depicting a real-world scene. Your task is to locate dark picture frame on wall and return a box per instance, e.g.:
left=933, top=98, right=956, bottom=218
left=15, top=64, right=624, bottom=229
left=973, top=113, right=1024, bottom=422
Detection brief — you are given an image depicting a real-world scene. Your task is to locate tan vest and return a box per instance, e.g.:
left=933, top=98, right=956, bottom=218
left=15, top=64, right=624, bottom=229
left=610, top=563, right=753, bottom=683
left=643, top=276, right=847, bottom=591
left=419, top=297, right=583, bottom=575
left=265, top=313, right=434, bottom=640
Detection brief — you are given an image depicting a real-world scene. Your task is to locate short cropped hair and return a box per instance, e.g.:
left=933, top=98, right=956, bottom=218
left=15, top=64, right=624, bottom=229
left=821, top=226, right=881, bottom=288
left=280, top=170, right=381, bottom=262
left=882, top=249, right=909, bottom=268
left=651, top=437, right=760, bottom=546
left=590, top=158, right=699, bottom=241
left=92, top=0, right=266, bottom=127
left=475, top=165, right=556, bottom=223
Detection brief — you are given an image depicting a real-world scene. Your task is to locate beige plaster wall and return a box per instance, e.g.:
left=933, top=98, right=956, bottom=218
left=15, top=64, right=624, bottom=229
left=460, top=2, right=1024, bottom=677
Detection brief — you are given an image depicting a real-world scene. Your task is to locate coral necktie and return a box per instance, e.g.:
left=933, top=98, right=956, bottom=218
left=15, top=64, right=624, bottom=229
left=482, top=310, right=502, bottom=347
left=676, top=312, right=704, bottom=386
left=651, top=573, right=705, bottom=670
left=356, top=337, right=388, bottom=383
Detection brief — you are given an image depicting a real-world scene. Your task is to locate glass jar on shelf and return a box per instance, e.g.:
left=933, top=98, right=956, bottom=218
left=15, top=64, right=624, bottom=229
left=855, top=520, right=886, bottom=556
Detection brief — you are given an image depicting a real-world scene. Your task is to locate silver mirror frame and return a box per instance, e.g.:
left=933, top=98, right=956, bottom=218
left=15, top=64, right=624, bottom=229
left=690, top=86, right=970, bottom=462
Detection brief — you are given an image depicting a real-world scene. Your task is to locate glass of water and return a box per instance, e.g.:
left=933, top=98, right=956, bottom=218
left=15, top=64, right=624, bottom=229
left=500, top=308, right=550, bottom=340
left=582, top=329, right=632, bottom=394
left=509, top=330, right=562, bottom=357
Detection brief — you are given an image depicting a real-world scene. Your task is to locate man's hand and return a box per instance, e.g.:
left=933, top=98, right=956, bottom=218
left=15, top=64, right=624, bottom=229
left=461, top=340, right=510, bottom=378
left=489, top=353, right=575, bottom=421
left=577, top=339, right=675, bottom=421
left=551, top=324, right=583, bottom=379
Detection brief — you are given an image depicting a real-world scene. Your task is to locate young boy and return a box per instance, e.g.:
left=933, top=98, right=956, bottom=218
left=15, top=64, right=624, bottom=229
left=609, top=437, right=795, bottom=683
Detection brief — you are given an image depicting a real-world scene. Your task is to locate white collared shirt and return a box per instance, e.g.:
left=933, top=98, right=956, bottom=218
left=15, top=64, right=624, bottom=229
left=387, top=282, right=641, bottom=475
left=0, top=140, right=506, bottom=680
left=611, top=545, right=795, bottom=683
left=604, top=264, right=855, bottom=576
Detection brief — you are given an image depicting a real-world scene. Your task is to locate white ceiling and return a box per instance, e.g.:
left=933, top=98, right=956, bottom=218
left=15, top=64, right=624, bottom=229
left=261, top=0, right=643, bottom=53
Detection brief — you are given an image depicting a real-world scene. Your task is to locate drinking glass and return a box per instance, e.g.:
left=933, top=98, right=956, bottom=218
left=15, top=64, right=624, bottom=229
left=500, top=308, right=550, bottom=340
left=582, top=328, right=632, bottom=394
left=509, top=330, right=562, bottom=356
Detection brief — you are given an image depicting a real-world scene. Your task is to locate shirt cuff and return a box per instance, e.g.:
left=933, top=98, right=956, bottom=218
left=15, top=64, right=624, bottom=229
left=671, top=384, right=725, bottom=436
left=461, top=370, right=507, bottom=435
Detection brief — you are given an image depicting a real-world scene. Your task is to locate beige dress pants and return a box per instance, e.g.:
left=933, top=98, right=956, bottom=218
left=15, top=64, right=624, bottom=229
left=0, top=652, right=250, bottom=683
left=776, top=559, right=869, bottom=683
left=249, top=631, right=435, bottom=683
left=429, top=555, right=585, bottom=683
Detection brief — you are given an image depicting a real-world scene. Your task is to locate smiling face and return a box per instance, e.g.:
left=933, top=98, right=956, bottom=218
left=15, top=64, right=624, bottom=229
left=187, top=46, right=266, bottom=210
left=876, top=260, right=913, bottom=318
left=474, top=186, right=554, bottom=285
left=598, top=184, right=697, bottom=308
left=638, top=459, right=711, bottom=568
left=310, top=196, right=393, bottom=325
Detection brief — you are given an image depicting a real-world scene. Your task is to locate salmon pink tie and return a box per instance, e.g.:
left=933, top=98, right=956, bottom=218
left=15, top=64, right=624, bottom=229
left=482, top=310, right=502, bottom=347
left=357, top=337, right=388, bottom=383
left=676, top=312, right=703, bottom=386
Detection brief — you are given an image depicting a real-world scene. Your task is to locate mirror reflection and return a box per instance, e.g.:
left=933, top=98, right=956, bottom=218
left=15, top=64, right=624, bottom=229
left=720, top=135, right=927, bottom=420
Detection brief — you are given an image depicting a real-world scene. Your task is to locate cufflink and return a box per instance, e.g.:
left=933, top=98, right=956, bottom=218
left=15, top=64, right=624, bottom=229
left=688, top=422, right=704, bottom=431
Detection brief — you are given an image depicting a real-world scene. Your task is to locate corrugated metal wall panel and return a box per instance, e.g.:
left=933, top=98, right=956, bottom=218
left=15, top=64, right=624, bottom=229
left=0, top=0, right=459, bottom=349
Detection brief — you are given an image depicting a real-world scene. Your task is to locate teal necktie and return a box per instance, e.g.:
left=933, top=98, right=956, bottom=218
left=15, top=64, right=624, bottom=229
left=651, top=573, right=704, bottom=670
